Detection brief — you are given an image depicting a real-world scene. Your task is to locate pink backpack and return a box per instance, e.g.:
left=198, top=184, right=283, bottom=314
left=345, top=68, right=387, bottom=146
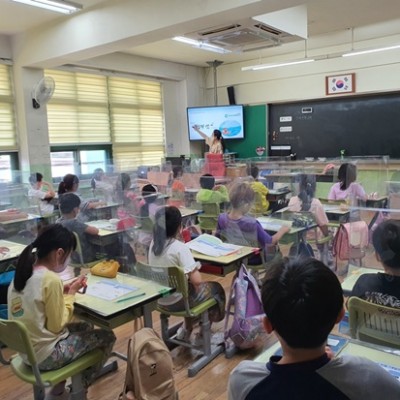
left=333, top=221, right=369, bottom=261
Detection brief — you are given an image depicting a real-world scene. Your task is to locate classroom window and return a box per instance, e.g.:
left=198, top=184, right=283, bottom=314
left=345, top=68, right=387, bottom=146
left=0, top=152, right=19, bottom=183
left=50, top=146, right=111, bottom=178
left=0, top=64, right=18, bottom=151
left=46, top=69, right=165, bottom=170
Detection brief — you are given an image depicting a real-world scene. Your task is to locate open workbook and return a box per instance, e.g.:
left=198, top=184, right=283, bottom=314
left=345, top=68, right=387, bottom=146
left=187, top=234, right=242, bottom=257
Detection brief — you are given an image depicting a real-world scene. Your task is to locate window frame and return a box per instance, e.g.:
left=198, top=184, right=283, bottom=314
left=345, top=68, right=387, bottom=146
left=50, top=144, right=112, bottom=180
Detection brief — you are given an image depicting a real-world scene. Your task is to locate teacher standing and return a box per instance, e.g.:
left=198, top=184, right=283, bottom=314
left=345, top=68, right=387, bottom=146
left=192, top=125, right=225, bottom=154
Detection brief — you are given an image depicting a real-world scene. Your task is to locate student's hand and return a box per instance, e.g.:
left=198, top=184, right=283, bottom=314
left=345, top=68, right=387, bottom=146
left=279, top=225, right=291, bottom=235
left=66, top=275, right=87, bottom=295
left=213, top=185, right=221, bottom=191
left=325, top=346, right=335, bottom=359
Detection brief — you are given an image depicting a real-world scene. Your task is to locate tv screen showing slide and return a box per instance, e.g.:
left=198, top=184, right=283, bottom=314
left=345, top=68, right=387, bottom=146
left=187, top=105, right=244, bottom=141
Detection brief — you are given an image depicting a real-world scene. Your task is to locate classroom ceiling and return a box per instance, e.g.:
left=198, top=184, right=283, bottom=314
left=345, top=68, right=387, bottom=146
left=1, top=0, right=400, bottom=67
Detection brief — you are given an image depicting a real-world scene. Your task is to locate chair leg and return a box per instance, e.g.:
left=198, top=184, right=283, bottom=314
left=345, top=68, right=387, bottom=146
left=70, top=373, right=87, bottom=400
left=33, top=384, right=45, bottom=400
left=187, top=312, right=223, bottom=378
left=160, top=314, right=180, bottom=351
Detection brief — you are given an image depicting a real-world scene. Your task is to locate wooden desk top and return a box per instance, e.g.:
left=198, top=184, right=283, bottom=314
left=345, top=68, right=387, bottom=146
left=191, top=245, right=256, bottom=265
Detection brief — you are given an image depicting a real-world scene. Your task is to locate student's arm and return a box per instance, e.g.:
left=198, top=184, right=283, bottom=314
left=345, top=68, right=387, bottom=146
left=188, top=269, right=202, bottom=289
left=271, top=226, right=290, bottom=244
left=43, top=273, right=74, bottom=333
left=214, top=185, right=229, bottom=202
left=84, top=225, right=99, bottom=235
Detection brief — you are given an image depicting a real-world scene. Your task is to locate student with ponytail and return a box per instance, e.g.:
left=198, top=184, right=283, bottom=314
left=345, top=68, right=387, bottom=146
left=7, top=224, right=115, bottom=400
left=58, top=173, right=104, bottom=221
left=288, top=174, right=329, bottom=237
left=148, top=206, right=225, bottom=342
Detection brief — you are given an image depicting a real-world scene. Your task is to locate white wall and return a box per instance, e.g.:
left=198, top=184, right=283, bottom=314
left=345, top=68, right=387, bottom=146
left=0, top=35, right=11, bottom=59
left=208, top=20, right=400, bottom=105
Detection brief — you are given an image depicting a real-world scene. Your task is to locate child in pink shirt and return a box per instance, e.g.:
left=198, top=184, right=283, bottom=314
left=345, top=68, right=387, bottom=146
left=328, top=163, right=366, bottom=204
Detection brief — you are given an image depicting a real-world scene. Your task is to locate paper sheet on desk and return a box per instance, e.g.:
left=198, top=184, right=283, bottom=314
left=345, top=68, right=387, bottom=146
left=85, top=280, right=138, bottom=301
left=187, top=234, right=242, bottom=257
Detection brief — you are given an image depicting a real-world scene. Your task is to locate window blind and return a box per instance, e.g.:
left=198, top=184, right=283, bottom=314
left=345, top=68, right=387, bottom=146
left=46, top=69, right=111, bottom=144
left=46, top=69, right=165, bottom=167
left=0, top=64, right=17, bottom=149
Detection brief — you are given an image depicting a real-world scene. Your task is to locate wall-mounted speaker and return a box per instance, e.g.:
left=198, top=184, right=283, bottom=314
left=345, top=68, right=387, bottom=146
left=227, top=86, right=236, bottom=105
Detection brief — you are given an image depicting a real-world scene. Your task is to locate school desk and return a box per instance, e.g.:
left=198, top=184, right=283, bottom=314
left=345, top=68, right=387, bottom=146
left=86, top=219, right=130, bottom=246
left=191, top=245, right=257, bottom=276
left=256, top=216, right=317, bottom=245
left=91, top=202, right=120, bottom=220
left=74, top=272, right=173, bottom=329
left=0, top=239, right=27, bottom=272
left=341, top=266, right=382, bottom=296
left=323, top=204, right=350, bottom=223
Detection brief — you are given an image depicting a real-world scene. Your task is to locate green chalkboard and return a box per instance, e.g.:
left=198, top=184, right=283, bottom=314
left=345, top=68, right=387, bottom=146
left=226, top=104, right=267, bottom=158
left=269, top=92, right=400, bottom=159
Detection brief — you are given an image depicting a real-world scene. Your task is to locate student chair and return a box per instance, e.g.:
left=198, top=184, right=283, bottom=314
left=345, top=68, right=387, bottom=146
left=70, top=232, right=104, bottom=277
left=0, top=318, right=103, bottom=400
left=348, top=297, right=400, bottom=350
left=135, top=261, right=224, bottom=377
left=197, top=202, right=220, bottom=234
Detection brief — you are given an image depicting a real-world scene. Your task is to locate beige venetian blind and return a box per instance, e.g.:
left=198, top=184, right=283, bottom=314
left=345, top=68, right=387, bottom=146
left=46, top=69, right=111, bottom=144
left=0, top=64, right=17, bottom=149
left=108, top=76, right=165, bottom=169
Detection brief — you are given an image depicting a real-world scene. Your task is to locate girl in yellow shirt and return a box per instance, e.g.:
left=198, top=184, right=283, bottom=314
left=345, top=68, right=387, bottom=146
left=8, top=224, right=115, bottom=400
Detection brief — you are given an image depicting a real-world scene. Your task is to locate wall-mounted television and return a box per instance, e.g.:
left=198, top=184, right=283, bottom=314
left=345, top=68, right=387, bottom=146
left=187, top=105, right=244, bottom=141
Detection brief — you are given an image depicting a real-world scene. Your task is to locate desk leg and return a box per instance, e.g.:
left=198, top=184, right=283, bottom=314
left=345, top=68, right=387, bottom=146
left=143, top=305, right=153, bottom=328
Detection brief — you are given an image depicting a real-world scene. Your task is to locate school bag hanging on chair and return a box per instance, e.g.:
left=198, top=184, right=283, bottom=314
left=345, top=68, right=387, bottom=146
left=224, top=264, right=266, bottom=352
left=333, top=221, right=369, bottom=264
left=118, top=327, right=178, bottom=400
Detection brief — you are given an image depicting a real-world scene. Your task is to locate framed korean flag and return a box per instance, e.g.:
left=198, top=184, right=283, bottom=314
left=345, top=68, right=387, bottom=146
left=325, top=73, right=355, bottom=95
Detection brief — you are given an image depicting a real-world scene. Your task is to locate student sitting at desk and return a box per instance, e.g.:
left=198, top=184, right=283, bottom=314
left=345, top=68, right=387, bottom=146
left=58, top=173, right=105, bottom=222
left=328, top=163, right=367, bottom=204
left=114, top=173, right=141, bottom=217
left=58, top=193, right=136, bottom=267
left=168, top=166, right=185, bottom=208
left=90, top=168, right=113, bottom=202
left=8, top=224, right=115, bottom=400
left=149, top=205, right=225, bottom=343
left=216, top=182, right=289, bottom=265
left=228, top=257, right=400, bottom=400
left=196, top=174, right=229, bottom=205
left=250, top=166, right=269, bottom=214
left=288, top=174, right=331, bottom=263
left=351, top=219, right=400, bottom=308
left=28, top=172, right=56, bottom=216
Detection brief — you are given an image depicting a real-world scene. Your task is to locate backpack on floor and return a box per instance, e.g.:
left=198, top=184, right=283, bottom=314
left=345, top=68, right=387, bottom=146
left=224, top=264, right=266, bottom=350
left=119, top=327, right=177, bottom=400
left=333, top=221, right=369, bottom=261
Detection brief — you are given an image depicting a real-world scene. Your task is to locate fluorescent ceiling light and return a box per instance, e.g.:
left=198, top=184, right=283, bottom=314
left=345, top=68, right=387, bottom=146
left=242, top=58, right=314, bottom=71
left=173, top=36, right=231, bottom=54
left=342, top=44, right=400, bottom=57
left=12, top=0, right=82, bottom=14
